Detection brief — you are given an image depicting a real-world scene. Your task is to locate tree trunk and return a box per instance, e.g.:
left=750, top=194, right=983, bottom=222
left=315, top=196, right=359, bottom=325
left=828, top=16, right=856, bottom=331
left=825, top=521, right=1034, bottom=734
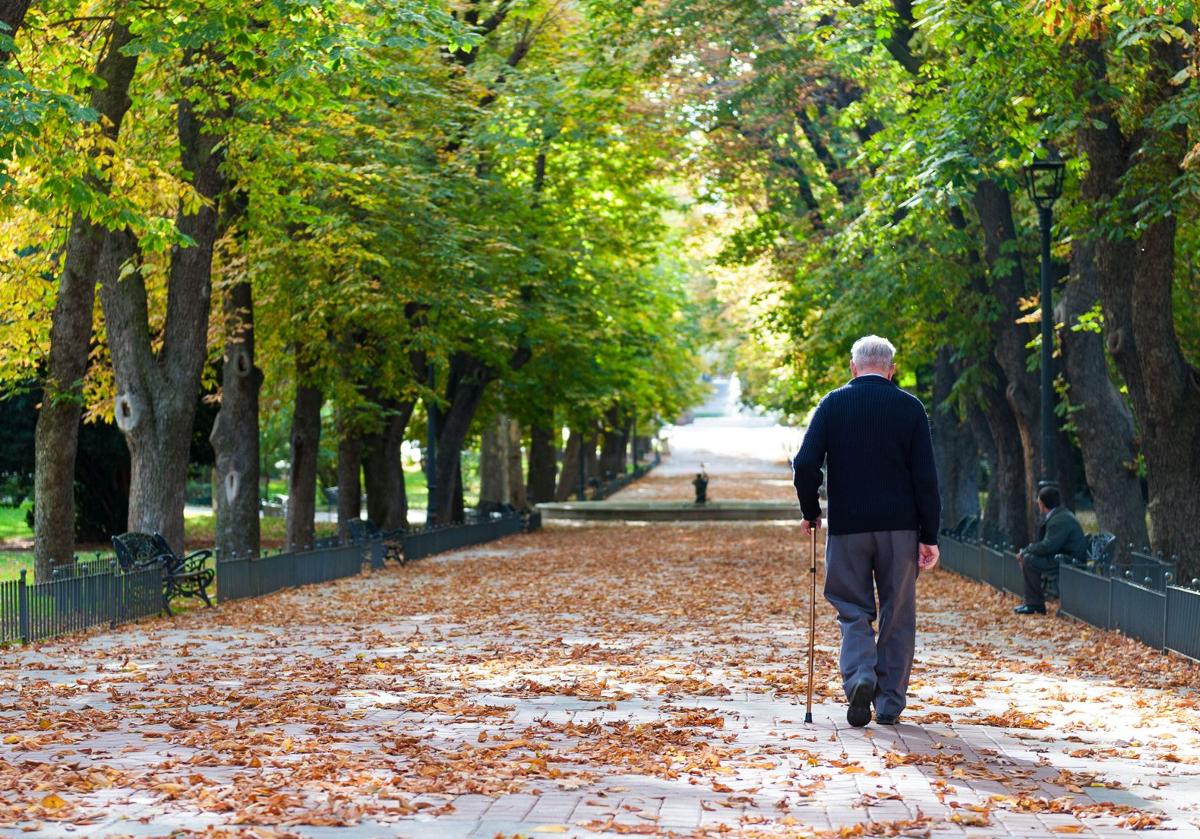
left=583, top=430, right=600, bottom=489
left=527, top=423, right=558, bottom=504
left=972, top=180, right=1041, bottom=537
left=336, top=432, right=362, bottom=530
left=1077, top=38, right=1200, bottom=577
left=0, top=0, right=31, bottom=63
left=33, top=21, right=138, bottom=577
left=479, top=413, right=510, bottom=508
left=431, top=355, right=492, bottom=524
left=600, top=409, right=628, bottom=478
left=506, top=416, right=527, bottom=509
left=286, top=379, right=322, bottom=550
left=363, top=400, right=413, bottom=530
left=968, top=403, right=998, bottom=531
left=931, top=350, right=979, bottom=529
left=210, top=276, right=262, bottom=562
left=555, top=430, right=581, bottom=501
left=1059, top=240, right=1147, bottom=551
left=977, top=361, right=1030, bottom=547
left=100, top=52, right=227, bottom=553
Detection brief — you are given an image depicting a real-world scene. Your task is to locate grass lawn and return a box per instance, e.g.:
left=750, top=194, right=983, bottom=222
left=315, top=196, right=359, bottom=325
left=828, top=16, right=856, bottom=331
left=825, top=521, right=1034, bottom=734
left=0, top=504, right=32, bottom=541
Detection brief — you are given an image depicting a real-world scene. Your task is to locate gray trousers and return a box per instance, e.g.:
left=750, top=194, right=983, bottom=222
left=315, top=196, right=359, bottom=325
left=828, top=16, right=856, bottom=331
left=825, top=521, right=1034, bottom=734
left=824, top=530, right=919, bottom=718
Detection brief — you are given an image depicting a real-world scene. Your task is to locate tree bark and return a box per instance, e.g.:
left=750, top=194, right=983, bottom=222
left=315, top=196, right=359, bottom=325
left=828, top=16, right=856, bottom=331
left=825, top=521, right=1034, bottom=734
left=582, top=429, right=599, bottom=489
left=555, top=430, right=581, bottom=501
left=600, top=408, right=628, bottom=478
left=1059, top=240, right=1147, bottom=551
left=479, top=413, right=510, bottom=508
left=972, top=180, right=1041, bottom=537
left=527, top=423, right=558, bottom=504
left=100, top=52, right=227, bottom=553
left=363, top=400, right=413, bottom=530
left=33, top=21, right=138, bottom=577
left=431, top=354, right=493, bottom=524
left=506, top=416, right=527, bottom=509
left=931, top=350, right=979, bottom=529
left=286, top=378, right=322, bottom=550
left=1077, top=38, right=1200, bottom=576
left=0, top=0, right=31, bottom=63
left=336, top=432, right=362, bottom=530
left=977, top=361, right=1030, bottom=547
left=210, top=275, right=262, bottom=561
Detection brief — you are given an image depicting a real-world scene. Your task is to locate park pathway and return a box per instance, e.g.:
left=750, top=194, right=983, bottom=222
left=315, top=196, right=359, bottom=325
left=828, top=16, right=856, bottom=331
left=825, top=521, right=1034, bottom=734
left=2, top=383, right=1199, bottom=837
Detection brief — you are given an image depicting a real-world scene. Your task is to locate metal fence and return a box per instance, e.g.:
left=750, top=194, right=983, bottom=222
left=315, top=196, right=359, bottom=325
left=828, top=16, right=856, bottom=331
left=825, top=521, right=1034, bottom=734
left=403, top=513, right=523, bottom=562
left=4, top=506, right=531, bottom=646
left=941, top=536, right=1200, bottom=662
left=217, top=543, right=366, bottom=602
left=0, top=565, right=162, bottom=645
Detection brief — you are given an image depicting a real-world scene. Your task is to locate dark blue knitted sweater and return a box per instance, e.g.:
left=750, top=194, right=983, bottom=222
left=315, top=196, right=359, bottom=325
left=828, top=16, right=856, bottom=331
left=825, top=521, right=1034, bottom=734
left=792, top=375, right=941, bottom=545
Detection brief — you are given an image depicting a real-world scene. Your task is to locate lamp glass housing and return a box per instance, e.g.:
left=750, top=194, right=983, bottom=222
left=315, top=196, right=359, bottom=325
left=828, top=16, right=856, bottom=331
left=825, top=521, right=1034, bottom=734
left=1024, top=154, right=1065, bottom=209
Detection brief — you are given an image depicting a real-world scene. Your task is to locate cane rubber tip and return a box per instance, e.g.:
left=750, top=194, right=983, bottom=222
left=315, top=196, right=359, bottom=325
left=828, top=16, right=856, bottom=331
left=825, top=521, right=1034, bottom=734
left=804, top=712, right=813, bottom=724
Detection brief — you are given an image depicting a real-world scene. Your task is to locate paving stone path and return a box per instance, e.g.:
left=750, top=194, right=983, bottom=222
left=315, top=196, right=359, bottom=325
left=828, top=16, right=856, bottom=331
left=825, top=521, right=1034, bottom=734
left=1, top=520, right=1199, bottom=838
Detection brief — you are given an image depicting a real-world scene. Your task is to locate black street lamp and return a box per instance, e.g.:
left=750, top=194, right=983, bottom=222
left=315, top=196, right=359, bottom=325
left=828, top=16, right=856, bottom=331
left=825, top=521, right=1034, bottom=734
left=1023, top=141, right=1066, bottom=489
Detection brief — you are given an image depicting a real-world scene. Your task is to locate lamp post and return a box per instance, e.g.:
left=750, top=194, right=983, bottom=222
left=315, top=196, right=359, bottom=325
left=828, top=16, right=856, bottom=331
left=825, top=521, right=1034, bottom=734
left=1023, top=142, right=1066, bottom=489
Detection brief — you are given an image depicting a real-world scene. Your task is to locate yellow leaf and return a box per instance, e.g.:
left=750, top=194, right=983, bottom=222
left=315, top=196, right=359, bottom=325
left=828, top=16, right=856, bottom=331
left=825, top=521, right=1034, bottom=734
left=533, top=826, right=569, bottom=833
left=3, top=735, right=20, bottom=744
left=39, top=794, right=67, bottom=811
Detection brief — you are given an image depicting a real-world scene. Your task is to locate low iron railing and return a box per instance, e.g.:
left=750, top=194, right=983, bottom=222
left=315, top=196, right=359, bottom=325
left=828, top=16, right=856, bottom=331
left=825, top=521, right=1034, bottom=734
left=940, top=535, right=1200, bottom=662
left=0, top=564, right=161, bottom=645
left=403, top=513, right=523, bottom=562
left=3, top=506, right=532, bottom=647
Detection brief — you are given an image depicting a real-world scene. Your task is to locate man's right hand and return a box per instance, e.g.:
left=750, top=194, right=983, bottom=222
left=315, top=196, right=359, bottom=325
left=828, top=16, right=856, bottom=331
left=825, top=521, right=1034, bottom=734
left=801, top=518, right=821, bottom=535
left=918, top=543, right=940, bottom=570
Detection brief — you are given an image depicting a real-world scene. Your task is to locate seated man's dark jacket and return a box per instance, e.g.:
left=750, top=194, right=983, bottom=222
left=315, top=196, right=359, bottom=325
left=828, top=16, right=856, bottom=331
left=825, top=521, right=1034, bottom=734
left=1024, top=507, right=1088, bottom=562
left=792, top=375, right=940, bottom=545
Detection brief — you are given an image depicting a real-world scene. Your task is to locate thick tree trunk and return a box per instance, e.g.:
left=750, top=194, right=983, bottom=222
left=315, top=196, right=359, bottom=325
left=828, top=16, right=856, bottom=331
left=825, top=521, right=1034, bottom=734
left=972, top=180, right=1041, bottom=537
left=555, top=431, right=581, bottom=501
left=363, top=400, right=413, bottom=530
left=210, top=277, right=262, bottom=561
left=479, top=413, right=510, bottom=508
left=527, top=423, right=558, bottom=504
left=431, top=354, right=492, bottom=524
left=101, top=55, right=227, bottom=553
left=336, top=433, right=362, bottom=529
left=33, top=22, right=138, bottom=577
left=286, top=380, right=322, bottom=550
left=977, top=362, right=1030, bottom=547
left=1077, top=39, right=1200, bottom=577
left=506, top=417, right=527, bottom=510
left=931, top=350, right=979, bottom=529
left=600, top=409, right=628, bottom=478
left=1060, top=240, right=1147, bottom=551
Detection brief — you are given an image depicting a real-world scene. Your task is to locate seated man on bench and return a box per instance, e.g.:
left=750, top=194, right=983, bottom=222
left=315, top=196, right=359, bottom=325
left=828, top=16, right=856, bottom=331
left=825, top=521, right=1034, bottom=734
left=1014, top=485, right=1087, bottom=615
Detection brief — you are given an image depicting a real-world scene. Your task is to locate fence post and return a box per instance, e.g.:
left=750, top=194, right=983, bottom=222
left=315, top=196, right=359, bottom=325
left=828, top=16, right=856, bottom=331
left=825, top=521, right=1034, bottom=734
left=18, top=569, right=30, bottom=645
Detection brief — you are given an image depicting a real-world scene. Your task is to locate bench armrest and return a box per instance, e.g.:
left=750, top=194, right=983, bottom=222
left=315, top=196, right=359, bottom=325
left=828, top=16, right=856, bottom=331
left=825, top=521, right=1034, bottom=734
left=176, top=549, right=213, bottom=574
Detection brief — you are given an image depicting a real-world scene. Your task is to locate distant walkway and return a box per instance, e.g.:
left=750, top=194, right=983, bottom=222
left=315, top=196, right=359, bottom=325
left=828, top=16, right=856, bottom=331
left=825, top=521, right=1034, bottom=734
left=618, top=375, right=801, bottom=503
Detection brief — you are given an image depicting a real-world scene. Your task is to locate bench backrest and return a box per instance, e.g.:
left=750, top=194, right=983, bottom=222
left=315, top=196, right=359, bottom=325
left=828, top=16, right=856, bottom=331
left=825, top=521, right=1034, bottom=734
left=1087, top=531, right=1117, bottom=569
left=112, top=532, right=178, bottom=573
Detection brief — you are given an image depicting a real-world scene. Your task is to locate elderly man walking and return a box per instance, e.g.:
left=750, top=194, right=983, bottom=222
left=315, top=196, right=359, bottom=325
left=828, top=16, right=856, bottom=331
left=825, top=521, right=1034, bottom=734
left=792, top=336, right=941, bottom=727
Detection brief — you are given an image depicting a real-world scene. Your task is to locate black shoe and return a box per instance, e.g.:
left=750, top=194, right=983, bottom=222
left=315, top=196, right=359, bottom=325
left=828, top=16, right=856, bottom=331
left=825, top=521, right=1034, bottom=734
left=875, top=714, right=899, bottom=725
left=846, top=677, right=875, bottom=728
left=1013, top=604, right=1047, bottom=615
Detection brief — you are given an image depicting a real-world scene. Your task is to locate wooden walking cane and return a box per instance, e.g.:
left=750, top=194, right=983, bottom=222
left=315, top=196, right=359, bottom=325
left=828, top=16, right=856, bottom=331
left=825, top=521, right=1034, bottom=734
left=804, top=524, right=818, bottom=724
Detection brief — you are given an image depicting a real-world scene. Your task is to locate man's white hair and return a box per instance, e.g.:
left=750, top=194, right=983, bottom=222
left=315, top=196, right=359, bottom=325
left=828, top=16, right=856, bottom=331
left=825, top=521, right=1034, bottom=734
left=851, top=335, right=896, bottom=369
